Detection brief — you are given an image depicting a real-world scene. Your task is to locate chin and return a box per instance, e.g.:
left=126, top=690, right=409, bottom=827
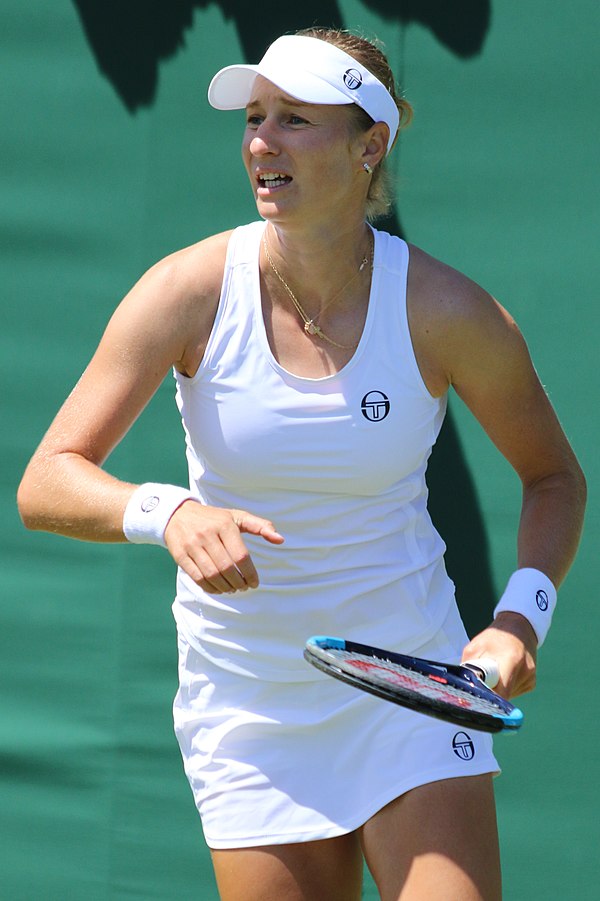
left=255, top=199, right=290, bottom=222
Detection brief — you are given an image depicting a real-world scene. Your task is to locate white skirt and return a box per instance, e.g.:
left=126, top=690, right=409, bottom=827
left=173, top=611, right=500, bottom=849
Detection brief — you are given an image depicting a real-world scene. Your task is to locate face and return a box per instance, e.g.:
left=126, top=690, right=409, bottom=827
left=242, top=76, right=367, bottom=227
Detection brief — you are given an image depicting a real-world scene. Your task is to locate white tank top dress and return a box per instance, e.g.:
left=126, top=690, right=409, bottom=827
left=171, top=222, right=499, bottom=849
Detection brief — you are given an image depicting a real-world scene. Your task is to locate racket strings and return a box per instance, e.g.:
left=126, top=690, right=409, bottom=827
left=327, top=650, right=504, bottom=715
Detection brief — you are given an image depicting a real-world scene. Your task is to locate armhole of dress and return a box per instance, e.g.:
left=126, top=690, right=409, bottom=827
left=175, top=227, right=240, bottom=387
left=398, top=240, right=443, bottom=403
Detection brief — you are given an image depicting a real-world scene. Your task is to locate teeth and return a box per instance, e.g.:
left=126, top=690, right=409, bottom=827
left=259, top=172, right=290, bottom=187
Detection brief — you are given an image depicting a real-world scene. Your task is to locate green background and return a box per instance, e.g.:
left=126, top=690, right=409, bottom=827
left=2, top=1, right=598, bottom=898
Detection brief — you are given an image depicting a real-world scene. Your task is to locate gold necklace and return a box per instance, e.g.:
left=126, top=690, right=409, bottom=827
left=262, top=232, right=373, bottom=350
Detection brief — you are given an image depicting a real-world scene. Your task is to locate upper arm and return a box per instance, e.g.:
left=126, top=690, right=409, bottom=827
left=408, top=246, right=578, bottom=487
left=450, top=300, right=574, bottom=487
left=32, top=232, right=230, bottom=467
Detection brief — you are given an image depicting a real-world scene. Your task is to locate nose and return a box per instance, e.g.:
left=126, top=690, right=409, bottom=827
left=248, top=119, right=280, bottom=157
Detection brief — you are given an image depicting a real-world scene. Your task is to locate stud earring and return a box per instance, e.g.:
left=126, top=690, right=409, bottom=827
left=363, top=162, right=373, bottom=174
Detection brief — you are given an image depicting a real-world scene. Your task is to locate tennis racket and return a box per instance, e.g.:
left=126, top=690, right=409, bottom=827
left=304, top=636, right=523, bottom=733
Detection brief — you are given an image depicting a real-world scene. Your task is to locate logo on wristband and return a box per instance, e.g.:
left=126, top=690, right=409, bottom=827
left=141, top=495, right=160, bottom=513
left=536, top=589, right=549, bottom=611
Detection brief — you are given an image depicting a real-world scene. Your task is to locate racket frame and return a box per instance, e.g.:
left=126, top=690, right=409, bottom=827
left=304, top=636, right=523, bottom=734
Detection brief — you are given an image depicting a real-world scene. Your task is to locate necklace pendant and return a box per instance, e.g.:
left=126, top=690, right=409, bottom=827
left=305, top=321, right=319, bottom=336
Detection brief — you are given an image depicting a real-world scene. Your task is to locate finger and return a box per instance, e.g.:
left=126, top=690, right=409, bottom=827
left=219, top=514, right=276, bottom=588
left=463, top=657, right=500, bottom=689
left=200, top=545, right=253, bottom=592
left=505, top=668, right=536, bottom=700
left=178, top=554, right=231, bottom=593
left=167, top=506, right=279, bottom=591
left=169, top=513, right=256, bottom=591
left=178, top=547, right=247, bottom=594
left=231, top=510, right=285, bottom=544
left=214, top=527, right=260, bottom=589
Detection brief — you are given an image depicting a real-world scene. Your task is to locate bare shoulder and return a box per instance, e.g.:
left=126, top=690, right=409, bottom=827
left=406, top=243, right=523, bottom=397
left=406, top=243, right=512, bottom=335
left=28, top=230, right=234, bottom=465
left=149, top=229, right=232, bottom=298
left=135, top=229, right=232, bottom=328
left=108, top=229, right=234, bottom=377
left=405, top=243, right=581, bottom=491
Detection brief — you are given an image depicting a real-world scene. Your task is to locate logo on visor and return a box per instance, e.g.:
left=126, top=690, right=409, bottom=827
left=343, top=68, right=363, bottom=90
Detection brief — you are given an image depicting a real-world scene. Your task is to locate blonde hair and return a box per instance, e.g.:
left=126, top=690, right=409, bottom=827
left=296, top=27, right=412, bottom=221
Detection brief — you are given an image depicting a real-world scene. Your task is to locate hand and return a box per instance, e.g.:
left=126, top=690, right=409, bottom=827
left=164, top=501, right=284, bottom=594
left=461, top=612, right=538, bottom=699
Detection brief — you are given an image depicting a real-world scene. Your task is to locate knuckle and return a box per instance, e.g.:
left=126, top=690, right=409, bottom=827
left=234, top=549, right=251, bottom=567
left=200, top=580, right=222, bottom=594
left=203, top=562, right=221, bottom=581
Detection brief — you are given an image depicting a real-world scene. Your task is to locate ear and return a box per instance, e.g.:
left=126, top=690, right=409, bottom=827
left=361, top=121, right=389, bottom=170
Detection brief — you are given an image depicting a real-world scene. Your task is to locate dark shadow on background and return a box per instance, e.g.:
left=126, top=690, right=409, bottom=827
left=72, top=0, right=491, bottom=111
left=72, top=0, right=494, bottom=635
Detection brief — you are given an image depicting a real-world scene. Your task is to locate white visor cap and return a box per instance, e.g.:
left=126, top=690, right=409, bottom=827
left=208, top=35, right=400, bottom=155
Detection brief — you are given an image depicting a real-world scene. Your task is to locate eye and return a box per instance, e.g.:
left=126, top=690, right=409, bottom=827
left=288, top=114, right=308, bottom=126
left=246, top=113, right=263, bottom=127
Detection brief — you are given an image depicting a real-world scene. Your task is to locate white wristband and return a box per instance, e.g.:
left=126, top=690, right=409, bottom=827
left=493, top=568, right=557, bottom=647
left=123, top=483, right=196, bottom=547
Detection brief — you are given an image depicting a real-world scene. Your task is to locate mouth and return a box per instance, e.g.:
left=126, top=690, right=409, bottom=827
left=256, top=171, right=292, bottom=191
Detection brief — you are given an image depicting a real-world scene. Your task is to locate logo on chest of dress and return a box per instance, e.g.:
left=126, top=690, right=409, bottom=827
left=361, top=390, right=390, bottom=422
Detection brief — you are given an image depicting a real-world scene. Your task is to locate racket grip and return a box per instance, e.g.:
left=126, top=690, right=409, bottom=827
left=464, top=657, right=500, bottom=689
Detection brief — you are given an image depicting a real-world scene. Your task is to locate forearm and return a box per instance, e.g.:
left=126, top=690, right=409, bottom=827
left=17, top=451, right=136, bottom=542
left=516, top=464, right=586, bottom=588
left=462, top=463, right=585, bottom=697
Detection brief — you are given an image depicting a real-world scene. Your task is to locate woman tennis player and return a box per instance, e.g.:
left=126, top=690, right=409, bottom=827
left=18, top=27, right=585, bottom=900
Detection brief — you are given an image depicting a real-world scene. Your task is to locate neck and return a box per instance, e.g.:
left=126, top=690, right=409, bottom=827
left=263, top=221, right=372, bottom=308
